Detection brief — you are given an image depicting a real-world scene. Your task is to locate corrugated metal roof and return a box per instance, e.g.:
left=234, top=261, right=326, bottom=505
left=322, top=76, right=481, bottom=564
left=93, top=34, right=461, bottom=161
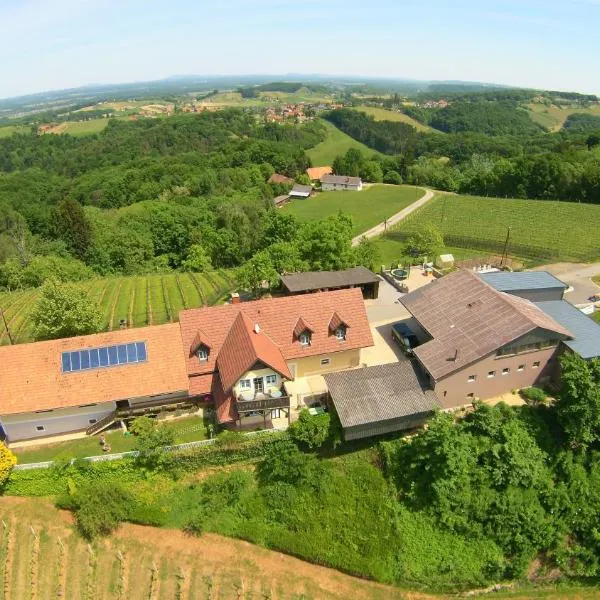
left=535, top=301, right=600, bottom=359
left=321, top=175, right=362, bottom=186
left=480, top=271, right=568, bottom=292
left=280, top=266, right=379, bottom=293
left=324, top=362, right=439, bottom=428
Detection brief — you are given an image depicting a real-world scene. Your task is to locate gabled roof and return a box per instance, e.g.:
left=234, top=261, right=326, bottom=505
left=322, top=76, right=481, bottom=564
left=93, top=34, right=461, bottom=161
left=280, top=266, right=378, bottom=293
left=479, top=271, right=568, bottom=292
left=401, top=270, right=572, bottom=380
left=179, top=288, right=374, bottom=381
left=535, top=300, right=600, bottom=360
left=216, top=313, right=292, bottom=392
left=290, top=184, right=312, bottom=196
left=293, top=316, right=314, bottom=338
left=321, top=174, right=362, bottom=186
left=306, top=166, right=332, bottom=180
left=324, top=362, right=439, bottom=428
left=189, top=328, right=212, bottom=357
left=328, top=312, right=349, bottom=332
left=0, top=324, right=189, bottom=416
left=268, top=173, right=294, bottom=185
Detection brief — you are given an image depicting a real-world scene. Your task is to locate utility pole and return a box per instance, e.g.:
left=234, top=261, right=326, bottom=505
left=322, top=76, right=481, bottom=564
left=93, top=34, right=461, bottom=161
left=0, top=308, right=14, bottom=345
left=500, top=227, right=511, bottom=267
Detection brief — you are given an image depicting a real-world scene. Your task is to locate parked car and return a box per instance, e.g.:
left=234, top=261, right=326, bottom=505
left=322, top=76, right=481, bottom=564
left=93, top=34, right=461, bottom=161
left=589, top=294, right=600, bottom=303
left=391, top=322, right=420, bottom=355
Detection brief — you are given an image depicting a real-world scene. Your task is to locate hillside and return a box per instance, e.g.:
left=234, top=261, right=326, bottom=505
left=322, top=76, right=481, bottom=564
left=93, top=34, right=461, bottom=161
left=352, top=106, right=440, bottom=133
left=307, top=119, right=379, bottom=166
left=380, top=194, right=600, bottom=263
left=0, top=271, right=233, bottom=346
left=526, top=102, right=600, bottom=132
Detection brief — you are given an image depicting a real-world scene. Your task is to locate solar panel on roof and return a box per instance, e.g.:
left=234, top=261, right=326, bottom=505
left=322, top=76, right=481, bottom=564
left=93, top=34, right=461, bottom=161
left=61, top=341, right=148, bottom=373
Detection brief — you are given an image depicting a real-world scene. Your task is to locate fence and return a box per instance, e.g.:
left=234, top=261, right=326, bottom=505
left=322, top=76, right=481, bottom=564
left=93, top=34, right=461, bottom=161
left=13, top=428, right=287, bottom=471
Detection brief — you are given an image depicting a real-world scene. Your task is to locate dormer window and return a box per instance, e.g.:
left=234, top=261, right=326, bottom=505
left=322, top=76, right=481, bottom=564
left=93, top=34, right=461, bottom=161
left=335, top=326, right=346, bottom=341
left=196, top=346, right=209, bottom=362
left=299, top=332, right=311, bottom=346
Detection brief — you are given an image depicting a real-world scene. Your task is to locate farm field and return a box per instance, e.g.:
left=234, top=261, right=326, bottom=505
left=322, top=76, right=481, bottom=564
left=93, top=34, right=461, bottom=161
left=307, top=119, right=380, bottom=166
left=525, top=103, right=600, bottom=131
left=282, top=184, right=424, bottom=236
left=384, top=194, right=600, bottom=263
left=353, top=105, right=440, bottom=133
left=0, top=271, right=234, bottom=346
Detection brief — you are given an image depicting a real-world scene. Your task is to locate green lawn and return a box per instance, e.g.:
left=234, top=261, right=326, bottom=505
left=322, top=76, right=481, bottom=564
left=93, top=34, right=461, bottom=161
left=61, top=119, right=109, bottom=136
left=307, top=119, right=380, bottom=166
left=0, top=270, right=234, bottom=346
left=386, top=194, right=600, bottom=263
left=282, top=184, right=424, bottom=236
left=13, top=413, right=209, bottom=464
left=353, top=106, right=440, bottom=133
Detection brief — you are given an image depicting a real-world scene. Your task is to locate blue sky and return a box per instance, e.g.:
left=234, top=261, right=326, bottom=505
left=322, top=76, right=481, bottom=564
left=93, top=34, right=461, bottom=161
left=1, top=0, right=599, bottom=99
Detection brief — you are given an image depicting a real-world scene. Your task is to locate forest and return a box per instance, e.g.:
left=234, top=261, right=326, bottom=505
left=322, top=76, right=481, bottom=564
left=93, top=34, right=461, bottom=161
left=326, top=107, right=600, bottom=202
left=0, top=111, right=380, bottom=296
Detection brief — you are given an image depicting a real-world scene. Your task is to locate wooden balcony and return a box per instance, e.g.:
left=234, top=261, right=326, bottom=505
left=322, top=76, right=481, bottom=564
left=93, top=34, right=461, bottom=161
left=235, top=392, right=290, bottom=414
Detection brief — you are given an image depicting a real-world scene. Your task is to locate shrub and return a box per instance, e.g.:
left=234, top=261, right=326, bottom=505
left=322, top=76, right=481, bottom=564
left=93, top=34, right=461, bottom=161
left=0, top=443, right=17, bottom=488
left=71, top=481, right=132, bottom=539
left=383, top=170, right=403, bottom=185
left=520, top=386, right=548, bottom=403
left=288, top=409, right=330, bottom=449
left=183, top=511, right=205, bottom=537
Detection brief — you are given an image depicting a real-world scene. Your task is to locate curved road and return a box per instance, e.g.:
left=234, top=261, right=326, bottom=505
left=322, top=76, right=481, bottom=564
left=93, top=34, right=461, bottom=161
left=351, top=188, right=435, bottom=246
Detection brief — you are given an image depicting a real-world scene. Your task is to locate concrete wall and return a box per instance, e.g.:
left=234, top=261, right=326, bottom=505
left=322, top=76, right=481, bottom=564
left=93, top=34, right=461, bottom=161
left=1, top=402, right=117, bottom=443
left=435, top=346, right=559, bottom=409
left=288, top=349, right=361, bottom=379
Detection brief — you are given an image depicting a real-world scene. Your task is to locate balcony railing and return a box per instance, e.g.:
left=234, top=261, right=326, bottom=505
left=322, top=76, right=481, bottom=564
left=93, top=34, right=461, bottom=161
left=235, top=392, right=290, bottom=414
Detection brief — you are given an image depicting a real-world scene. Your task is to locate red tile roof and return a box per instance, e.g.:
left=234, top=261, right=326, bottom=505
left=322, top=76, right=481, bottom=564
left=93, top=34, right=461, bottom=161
left=401, top=269, right=572, bottom=380
left=216, top=312, right=292, bottom=392
left=0, top=324, right=189, bottom=416
left=179, top=288, right=373, bottom=380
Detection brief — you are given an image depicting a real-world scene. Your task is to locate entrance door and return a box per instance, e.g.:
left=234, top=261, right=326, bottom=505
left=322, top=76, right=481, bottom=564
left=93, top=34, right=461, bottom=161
left=253, top=377, right=264, bottom=393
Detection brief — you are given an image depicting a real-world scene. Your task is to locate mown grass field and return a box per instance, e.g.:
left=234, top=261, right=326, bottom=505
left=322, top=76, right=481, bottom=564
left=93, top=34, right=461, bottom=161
left=525, top=103, right=600, bottom=131
left=307, top=119, right=380, bottom=166
left=0, top=124, right=30, bottom=137
left=353, top=105, right=440, bottom=133
left=0, top=270, right=234, bottom=346
left=383, top=194, right=600, bottom=264
left=60, top=119, right=110, bottom=136
left=282, top=184, right=424, bottom=236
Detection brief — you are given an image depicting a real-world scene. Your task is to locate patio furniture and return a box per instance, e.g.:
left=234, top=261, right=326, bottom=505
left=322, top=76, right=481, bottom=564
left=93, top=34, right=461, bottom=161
left=270, top=389, right=283, bottom=399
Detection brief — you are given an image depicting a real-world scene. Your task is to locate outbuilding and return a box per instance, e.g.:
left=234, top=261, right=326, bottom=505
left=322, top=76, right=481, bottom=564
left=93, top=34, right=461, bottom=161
left=288, top=184, right=312, bottom=199
left=280, top=266, right=380, bottom=299
left=479, top=271, right=568, bottom=302
left=324, top=362, right=440, bottom=441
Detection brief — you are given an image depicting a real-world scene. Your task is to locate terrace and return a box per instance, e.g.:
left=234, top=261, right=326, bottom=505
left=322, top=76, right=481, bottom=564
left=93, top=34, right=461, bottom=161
left=235, top=388, right=291, bottom=427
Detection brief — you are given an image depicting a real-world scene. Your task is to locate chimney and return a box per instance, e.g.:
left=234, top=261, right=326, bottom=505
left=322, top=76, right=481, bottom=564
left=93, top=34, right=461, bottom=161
left=254, top=324, right=260, bottom=334
left=231, top=292, right=241, bottom=304
left=453, top=348, right=459, bottom=362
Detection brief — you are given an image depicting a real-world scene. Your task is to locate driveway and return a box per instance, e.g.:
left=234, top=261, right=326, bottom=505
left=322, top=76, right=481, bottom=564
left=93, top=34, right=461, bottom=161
left=532, top=262, right=600, bottom=305
left=351, top=188, right=435, bottom=246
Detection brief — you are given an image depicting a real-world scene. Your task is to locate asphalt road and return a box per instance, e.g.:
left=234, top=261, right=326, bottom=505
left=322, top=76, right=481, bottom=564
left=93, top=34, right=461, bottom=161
left=532, top=262, right=600, bottom=305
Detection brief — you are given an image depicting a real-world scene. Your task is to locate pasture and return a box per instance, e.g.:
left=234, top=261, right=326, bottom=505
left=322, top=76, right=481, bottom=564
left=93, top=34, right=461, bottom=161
left=525, top=102, right=600, bottom=131
left=0, top=271, right=234, bottom=346
left=282, top=184, right=424, bottom=236
left=353, top=105, right=440, bottom=133
left=307, top=119, right=380, bottom=166
left=0, top=124, right=30, bottom=138
left=385, top=194, right=600, bottom=263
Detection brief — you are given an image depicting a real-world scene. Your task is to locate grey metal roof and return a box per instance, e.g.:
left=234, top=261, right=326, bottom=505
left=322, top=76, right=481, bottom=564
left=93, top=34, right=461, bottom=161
left=280, top=266, right=379, bottom=293
left=289, top=184, right=312, bottom=196
left=535, top=301, right=600, bottom=359
left=320, top=174, right=362, bottom=186
left=480, top=271, right=568, bottom=292
left=324, top=361, right=440, bottom=428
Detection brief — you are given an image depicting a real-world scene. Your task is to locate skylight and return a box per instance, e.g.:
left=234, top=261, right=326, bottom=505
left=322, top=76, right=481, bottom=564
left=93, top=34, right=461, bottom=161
left=61, top=341, right=147, bottom=373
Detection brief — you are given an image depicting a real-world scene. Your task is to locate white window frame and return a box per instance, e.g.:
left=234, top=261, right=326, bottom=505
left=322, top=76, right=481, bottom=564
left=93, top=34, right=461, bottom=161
left=468, top=374, right=476, bottom=383
left=299, top=332, right=311, bottom=346
left=265, top=374, right=277, bottom=385
left=335, top=326, right=346, bottom=341
left=238, top=379, right=251, bottom=390
left=271, top=408, right=281, bottom=419
left=196, top=347, right=208, bottom=362
left=320, top=357, right=331, bottom=366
